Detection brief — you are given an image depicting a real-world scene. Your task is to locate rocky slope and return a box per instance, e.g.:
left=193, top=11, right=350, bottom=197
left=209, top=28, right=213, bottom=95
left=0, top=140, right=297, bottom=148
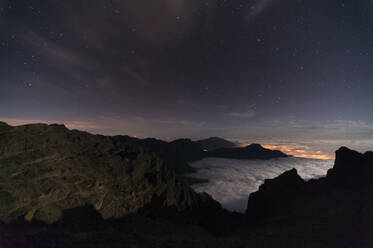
left=0, top=122, right=222, bottom=224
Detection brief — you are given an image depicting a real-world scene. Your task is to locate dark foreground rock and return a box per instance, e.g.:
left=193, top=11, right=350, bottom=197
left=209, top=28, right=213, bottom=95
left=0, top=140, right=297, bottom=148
left=244, top=146, right=373, bottom=247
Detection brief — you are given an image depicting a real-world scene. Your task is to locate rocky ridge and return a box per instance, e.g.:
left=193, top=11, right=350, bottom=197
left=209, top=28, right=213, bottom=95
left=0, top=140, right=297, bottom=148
left=0, top=122, right=221, bottom=224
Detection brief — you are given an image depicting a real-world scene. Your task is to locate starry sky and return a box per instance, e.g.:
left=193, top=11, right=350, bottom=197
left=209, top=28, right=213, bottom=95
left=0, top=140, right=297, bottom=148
left=1, top=0, right=373, bottom=158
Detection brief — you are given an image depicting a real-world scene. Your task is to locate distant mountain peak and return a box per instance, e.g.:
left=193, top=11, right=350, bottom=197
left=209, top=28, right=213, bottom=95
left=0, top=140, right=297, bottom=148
left=197, top=137, right=237, bottom=151
left=245, top=143, right=264, bottom=149
left=206, top=143, right=288, bottom=160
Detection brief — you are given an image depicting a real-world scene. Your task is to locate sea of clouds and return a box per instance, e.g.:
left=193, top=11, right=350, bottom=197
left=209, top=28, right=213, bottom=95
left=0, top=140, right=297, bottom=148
left=189, top=157, right=334, bottom=212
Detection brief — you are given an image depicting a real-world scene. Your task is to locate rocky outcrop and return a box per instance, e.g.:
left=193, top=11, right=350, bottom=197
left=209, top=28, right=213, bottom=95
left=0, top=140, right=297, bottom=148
left=326, top=147, right=373, bottom=186
left=244, top=146, right=373, bottom=247
left=0, top=123, right=222, bottom=224
left=246, top=168, right=305, bottom=220
left=207, top=144, right=288, bottom=160
left=246, top=147, right=373, bottom=221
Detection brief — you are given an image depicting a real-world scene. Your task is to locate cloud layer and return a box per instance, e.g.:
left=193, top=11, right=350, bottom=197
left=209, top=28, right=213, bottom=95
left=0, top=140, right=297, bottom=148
left=189, top=157, right=334, bottom=212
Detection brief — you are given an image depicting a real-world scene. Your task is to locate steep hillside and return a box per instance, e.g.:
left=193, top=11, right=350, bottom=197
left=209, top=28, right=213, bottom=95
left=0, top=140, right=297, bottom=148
left=0, top=122, right=221, bottom=224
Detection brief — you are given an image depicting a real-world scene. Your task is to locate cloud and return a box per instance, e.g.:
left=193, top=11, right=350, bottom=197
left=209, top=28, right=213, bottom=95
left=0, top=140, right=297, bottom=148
left=225, top=118, right=373, bottom=141
left=17, top=28, right=89, bottom=69
left=114, top=0, right=216, bottom=47
left=248, top=0, right=274, bottom=19
left=53, top=0, right=217, bottom=49
left=227, top=103, right=257, bottom=118
left=227, top=110, right=256, bottom=118
left=122, top=66, right=150, bottom=86
left=190, top=156, right=334, bottom=212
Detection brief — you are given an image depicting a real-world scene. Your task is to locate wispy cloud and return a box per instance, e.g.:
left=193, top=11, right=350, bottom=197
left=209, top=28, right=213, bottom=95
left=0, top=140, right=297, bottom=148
left=227, top=103, right=257, bottom=118
left=227, top=111, right=256, bottom=118
left=248, top=0, right=274, bottom=19
left=19, top=28, right=88, bottom=69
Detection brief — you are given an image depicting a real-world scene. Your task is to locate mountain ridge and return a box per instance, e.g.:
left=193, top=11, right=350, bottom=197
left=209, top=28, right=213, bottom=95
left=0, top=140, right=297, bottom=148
left=0, top=122, right=223, bottom=224
left=206, top=143, right=288, bottom=160
left=196, top=137, right=238, bottom=151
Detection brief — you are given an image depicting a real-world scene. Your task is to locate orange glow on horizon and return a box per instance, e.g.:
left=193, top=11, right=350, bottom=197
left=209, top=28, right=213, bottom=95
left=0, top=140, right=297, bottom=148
left=262, top=145, right=334, bottom=160
left=237, top=143, right=334, bottom=160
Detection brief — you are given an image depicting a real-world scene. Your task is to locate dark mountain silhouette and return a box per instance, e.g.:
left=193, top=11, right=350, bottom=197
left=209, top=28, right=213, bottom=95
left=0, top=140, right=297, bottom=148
left=196, top=137, right=237, bottom=151
left=206, top=143, right=288, bottom=160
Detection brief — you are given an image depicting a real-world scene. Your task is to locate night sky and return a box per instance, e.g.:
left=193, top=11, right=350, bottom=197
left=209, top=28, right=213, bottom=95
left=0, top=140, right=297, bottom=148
left=1, top=0, right=373, bottom=158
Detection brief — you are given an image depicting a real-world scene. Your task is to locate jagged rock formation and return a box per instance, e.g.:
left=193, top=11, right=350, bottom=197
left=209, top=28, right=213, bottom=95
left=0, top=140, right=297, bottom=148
left=245, top=146, right=373, bottom=247
left=207, top=143, right=288, bottom=160
left=246, top=168, right=305, bottom=220
left=327, top=146, right=373, bottom=185
left=0, top=122, right=221, bottom=224
left=196, top=137, right=237, bottom=151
